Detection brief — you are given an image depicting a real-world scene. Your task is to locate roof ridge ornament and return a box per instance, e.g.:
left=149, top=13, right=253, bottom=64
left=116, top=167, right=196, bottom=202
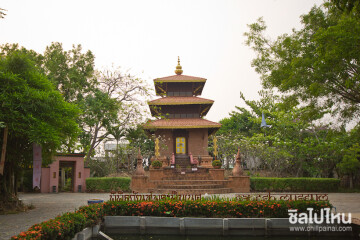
left=175, top=56, right=183, bottom=75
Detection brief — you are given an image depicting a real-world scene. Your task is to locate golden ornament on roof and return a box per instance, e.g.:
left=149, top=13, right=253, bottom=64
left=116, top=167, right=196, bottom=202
left=175, top=56, right=183, bottom=75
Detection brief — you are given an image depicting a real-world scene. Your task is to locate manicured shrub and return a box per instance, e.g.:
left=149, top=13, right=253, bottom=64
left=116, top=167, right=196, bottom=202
left=86, top=177, right=131, bottom=192
left=212, top=160, right=222, bottom=168
left=250, top=177, right=340, bottom=192
left=151, top=160, right=162, bottom=168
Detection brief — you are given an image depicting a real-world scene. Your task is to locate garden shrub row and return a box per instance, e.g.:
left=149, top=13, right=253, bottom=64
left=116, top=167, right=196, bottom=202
left=250, top=177, right=340, bottom=192
left=86, top=177, right=131, bottom=192
left=12, top=198, right=331, bottom=239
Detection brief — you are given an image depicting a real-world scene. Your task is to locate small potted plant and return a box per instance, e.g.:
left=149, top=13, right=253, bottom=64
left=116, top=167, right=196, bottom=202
left=212, top=160, right=222, bottom=169
left=152, top=160, right=162, bottom=169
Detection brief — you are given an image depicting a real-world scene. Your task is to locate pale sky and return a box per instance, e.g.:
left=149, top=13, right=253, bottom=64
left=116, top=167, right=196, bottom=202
left=1, top=0, right=324, bottom=122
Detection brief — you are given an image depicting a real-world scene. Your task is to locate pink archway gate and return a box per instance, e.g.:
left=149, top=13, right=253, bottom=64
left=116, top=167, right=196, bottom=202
left=40, top=153, right=90, bottom=193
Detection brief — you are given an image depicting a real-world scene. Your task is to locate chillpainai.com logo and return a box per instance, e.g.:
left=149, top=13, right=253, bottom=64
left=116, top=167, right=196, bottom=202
left=288, top=208, right=353, bottom=232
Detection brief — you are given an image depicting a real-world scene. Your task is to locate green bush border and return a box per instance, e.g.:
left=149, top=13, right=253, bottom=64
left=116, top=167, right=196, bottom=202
left=86, top=177, right=131, bottom=192
left=250, top=177, right=340, bottom=192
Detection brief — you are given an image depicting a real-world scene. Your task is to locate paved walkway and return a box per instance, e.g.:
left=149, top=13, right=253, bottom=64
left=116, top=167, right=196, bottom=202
left=0, top=192, right=359, bottom=240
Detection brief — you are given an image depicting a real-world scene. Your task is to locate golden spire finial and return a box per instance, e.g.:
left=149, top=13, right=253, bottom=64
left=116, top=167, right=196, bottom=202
left=175, top=56, right=183, bottom=75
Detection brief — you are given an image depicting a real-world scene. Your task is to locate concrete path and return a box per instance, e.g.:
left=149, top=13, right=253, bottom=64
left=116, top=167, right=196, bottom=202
left=0, top=192, right=359, bottom=240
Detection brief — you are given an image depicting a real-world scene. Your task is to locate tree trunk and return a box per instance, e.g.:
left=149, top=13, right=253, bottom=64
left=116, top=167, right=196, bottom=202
left=85, top=124, right=99, bottom=162
left=0, top=126, right=9, bottom=175
left=116, top=139, right=119, bottom=173
left=349, top=174, right=353, bottom=189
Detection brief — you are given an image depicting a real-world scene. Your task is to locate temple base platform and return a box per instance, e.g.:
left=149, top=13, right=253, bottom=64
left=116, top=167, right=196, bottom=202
left=131, top=167, right=250, bottom=194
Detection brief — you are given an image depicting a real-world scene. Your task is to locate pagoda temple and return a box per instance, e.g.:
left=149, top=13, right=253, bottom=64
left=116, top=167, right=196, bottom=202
left=143, top=57, right=221, bottom=168
left=131, top=58, right=250, bottom=194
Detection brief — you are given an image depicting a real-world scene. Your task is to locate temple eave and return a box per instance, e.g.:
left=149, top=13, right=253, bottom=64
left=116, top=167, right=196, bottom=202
left=149, top=102, right=213, bottom=106
left=143, top=118, right=222, bottom=130
left=143, top=125, right=221, bottom=129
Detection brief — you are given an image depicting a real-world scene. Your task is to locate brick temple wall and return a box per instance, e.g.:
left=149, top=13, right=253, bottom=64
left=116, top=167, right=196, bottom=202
left=188, top=129, right=208, bottom=156
left=155, top=128, right=209, bottom=158
left=156, top=129, right=174, bottom=157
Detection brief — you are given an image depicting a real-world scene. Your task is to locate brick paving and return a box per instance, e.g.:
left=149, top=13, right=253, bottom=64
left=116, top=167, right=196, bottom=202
left=0, top=192, right=359, bottom=240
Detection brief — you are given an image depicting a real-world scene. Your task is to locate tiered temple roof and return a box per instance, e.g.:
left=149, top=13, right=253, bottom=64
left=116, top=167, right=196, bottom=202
left=144, top=57, right=221, bottom=133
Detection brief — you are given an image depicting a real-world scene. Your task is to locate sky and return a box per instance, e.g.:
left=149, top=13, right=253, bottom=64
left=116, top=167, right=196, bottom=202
left=1, top=0, right=324, bottom=122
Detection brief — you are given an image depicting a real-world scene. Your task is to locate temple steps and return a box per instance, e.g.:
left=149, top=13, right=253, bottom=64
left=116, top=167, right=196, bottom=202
left=148, top=166, right=232, bottom=194
left=158, top=184, right=222, bottom=189
left=150, top=188, right=232, bottom=195
left=161, top=176, right=213, bottom=180
left=162, top=168, right=208, bottom=174
left=161, top=171, right=213, bottom=180
left=152, top=180, right=228, bottom=185
left=150, top=177, right=231, bottom=194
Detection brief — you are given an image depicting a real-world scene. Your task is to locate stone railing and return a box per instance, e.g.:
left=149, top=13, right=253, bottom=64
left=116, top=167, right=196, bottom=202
left=109, top=191, right=202, bottom=201
left=236, top=192, right=329, bottom=201
left=109, top=191, right=328, bottom=202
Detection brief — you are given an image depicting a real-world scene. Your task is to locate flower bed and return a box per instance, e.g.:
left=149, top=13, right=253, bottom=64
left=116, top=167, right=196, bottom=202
left=11, top=198, right=331, bottom=239
left=103, top=199, right=331, bottom=218
left=11, top=204, right=104, bottom=240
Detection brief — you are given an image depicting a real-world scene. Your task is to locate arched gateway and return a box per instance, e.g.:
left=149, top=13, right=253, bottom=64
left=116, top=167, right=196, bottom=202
left=131, top=58, right=250, bottom=194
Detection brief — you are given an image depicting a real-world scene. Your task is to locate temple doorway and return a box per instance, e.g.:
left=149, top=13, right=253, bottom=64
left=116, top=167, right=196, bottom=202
left=175, top=137, right=186, bottom=154
left=173, top=130, right=188, bottom=156
left=58, top=161, right=75, bottom=192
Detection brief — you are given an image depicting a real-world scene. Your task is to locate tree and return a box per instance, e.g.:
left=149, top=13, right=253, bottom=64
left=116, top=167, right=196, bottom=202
left=215, top=90, right=347, bottom=177
left=331, top=0, right=360, bottom=14
left=1, top=43, right=151, bottom=166
left=0, top=51, right=79, bottom=200
left=337, top=143, right=360, bottom=188
left=126, top=124, right=155, bottom=168
left=80, top=67, right=151, bottom=162
left=244, top=2, right=360, bottom=122
left=0, top=8, right=6, bottom=19
left=217, top=107, right=258, bottom=137
left=42, top=42, right=96, bottom=103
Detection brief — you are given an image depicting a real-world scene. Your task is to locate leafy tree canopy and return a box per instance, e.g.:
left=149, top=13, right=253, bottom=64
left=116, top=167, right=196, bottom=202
left=244, top=1, right=360, bottom=123
left=0, top=51, right=80, bottom=198
left=0, top=51, right=80, bottom=146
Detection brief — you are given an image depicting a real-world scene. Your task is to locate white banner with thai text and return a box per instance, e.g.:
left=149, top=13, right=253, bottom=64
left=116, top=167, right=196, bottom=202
left=33, top=143, right=42, bottom=189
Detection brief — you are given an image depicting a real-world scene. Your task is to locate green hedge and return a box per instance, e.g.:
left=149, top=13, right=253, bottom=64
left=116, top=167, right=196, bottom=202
left=250, top=177, right=340, bottom=192
left=86, top=177, right=131, bottom=192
